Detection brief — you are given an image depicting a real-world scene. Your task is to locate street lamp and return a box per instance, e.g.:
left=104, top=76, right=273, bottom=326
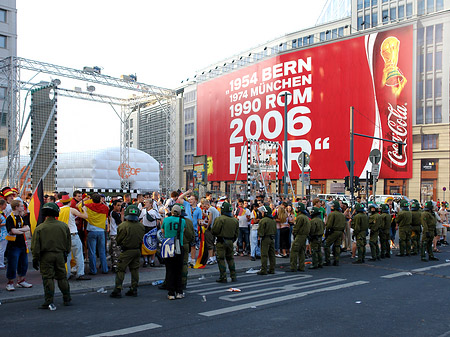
left=280, top=91, right=292, bottom=199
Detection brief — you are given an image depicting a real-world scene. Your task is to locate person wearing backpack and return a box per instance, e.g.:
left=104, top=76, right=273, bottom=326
left=161, top=205, right=186, bottom=300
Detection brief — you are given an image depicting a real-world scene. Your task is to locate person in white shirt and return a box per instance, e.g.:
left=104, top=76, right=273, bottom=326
left=139, top=199, right=161, bottom=267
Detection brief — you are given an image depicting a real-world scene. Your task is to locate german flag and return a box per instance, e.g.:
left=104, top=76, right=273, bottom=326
left=29, top=179, right=44, bottom=235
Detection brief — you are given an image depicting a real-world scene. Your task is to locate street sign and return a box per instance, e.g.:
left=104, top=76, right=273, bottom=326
left=371, top=164, right=380, bottom=177
left=300, top=173, right=310, bottom=185
left=369, top=149, right=381, bottom=164
left=443, top=187, right=447, bottom=191
left=345, top=160, right=355, bottom=173
left=297, top=152, right=310, bottom=167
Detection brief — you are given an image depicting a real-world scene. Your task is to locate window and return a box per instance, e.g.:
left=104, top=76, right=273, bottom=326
left=0, top=138, right=6, bottom=151
left=418, top=54, right=424, bottom=73
left=183, top=91, right=196, bottom=104
left=372, top=0, right=377, bottom=5
left=372, top=12, right=378, bottom=27
left=184, top=154, right=193, bottom=166
left=129, top=141, right=133, bottom=147
left=427, top=0, right=434, bottom=13
left=0, top=9, right=6, bottom=23
left=364, top=14, right=370, bottom=29
left=303, top=36, right=309, bottom=45
left=0, top=86, right=6, bottom=99
left=421, top=134, right=438, bottom=149
left=1, top=113, right=6, bottom=126
left=437, top=0, right=443, bottom=10
left=418, top=0, right=425, bottom=15
left=320, top=32, right=325, bottom=41
left=326, top=30, right=331, bottom=40
left=425, top=106, right=433, bottom=124
left=332, top=29, right=337, bottom=39
left=435, top=24, right=443, bottom=43
left=382, top=0, right=388, bottom=2
left=435, top=78, right=442, bottom=97
left=129, top=118, right=133, bottom=128
left=390, top=7, right=397, bottom=21
left=418, top=80, right=424, bottom=100
left=184, top=106, right=195, bottom=121
left=406, top=3, right=413, bottom=17
left=434, top=106, right=442, bottom=123
left=426, top=52, right=433, bottom=72
left=417, top=27, right=424, bottom=46
left=338, top=27, right=344, bottom=37
left=382, top=9, right=388, bottom=23
left=0, top=35, right=6, bottom=49
left=309, top=35, right=314, bottom=44
left=425, top=79, right=432, bottom=99
left=364, top=0, right=370, bottom=7
left=357, top=16, right=363, bottom=30
left=435, top=51, right=442, bottom=71
left=426, top=26, right=433, bottom=45
left=184, top=138, right=194, bottom=152
left=357, top=0, right=363, bottom=10
left=292, top=39, right=297, bottom=48
left=184, top=122, right=194, bottom=136
left=398, top=5, right=404, bottom=19
left=129, top=130, right=133, bottom=139
left=416, top=106, right=424, bottom=124
left=297, top=38, right=302, bottom=47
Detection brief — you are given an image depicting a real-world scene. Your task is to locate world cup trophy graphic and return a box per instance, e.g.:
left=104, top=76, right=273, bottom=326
left=380, top=36, right=407, bottom=97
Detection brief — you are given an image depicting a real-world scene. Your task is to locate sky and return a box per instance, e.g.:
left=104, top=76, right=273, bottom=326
left=17, top=0, right=328, bottom=153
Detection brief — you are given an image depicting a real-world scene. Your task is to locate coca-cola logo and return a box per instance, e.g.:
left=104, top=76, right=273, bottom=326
left=386, top=103, right=407, bottom=167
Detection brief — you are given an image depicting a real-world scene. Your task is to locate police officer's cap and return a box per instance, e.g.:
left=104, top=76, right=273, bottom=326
left=42, top=202, right=60, bottom=217
left=174, top=203, right=186, bottom=217
left=221, top=202, right=232, bottom=213
left=125, top=205, right=140, bottom=221
left=311, top=206, right=321, bottom=216
left=332, top=200, right=341, bottom=211
left=424, top=200, right=433, bottom=211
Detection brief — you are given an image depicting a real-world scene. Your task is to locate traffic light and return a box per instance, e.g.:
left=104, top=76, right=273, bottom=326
left=345, top=176, right=350, bottom=190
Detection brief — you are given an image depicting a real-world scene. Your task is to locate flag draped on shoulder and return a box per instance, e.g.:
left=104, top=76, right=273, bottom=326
left=29, top=179, right=44, bottom=235
left=80, top=199, right=109, bottom=229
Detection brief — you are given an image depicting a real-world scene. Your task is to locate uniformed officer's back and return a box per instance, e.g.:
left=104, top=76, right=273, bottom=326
left=34, top=218, right=71, bottom=253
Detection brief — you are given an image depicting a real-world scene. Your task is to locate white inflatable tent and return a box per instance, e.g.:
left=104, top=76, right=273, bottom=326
left=57, top=147, right=159, bottom=192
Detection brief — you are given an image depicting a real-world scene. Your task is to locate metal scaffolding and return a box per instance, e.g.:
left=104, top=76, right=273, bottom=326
left=0, top=56, right=177, bottom=193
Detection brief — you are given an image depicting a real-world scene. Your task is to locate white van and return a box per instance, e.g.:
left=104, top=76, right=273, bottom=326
left=317, top=194, right=352, bottom=204
left=369, top=194, right=410, bottom=205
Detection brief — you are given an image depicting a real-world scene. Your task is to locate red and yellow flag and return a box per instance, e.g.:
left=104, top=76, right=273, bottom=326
left=29, top=179, right=44, bottom=235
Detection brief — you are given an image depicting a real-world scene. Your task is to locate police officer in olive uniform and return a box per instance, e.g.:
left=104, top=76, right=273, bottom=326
left=379, top=204, right=392, bottom=258
left=368, top=204, right=382, bottom=261
left=410, top=200, right=422, bottom=256
left=421, top=201, right=439, bottom=262
left=324, top=201, right=347, bottom=266
left=211, top=202, right=239, bottom=283
left=31, top=203, right=72, bottom=309
left=257, top=206, right=277, bottom=275
left=351, top=203, right=369, bottom=264
left=309, top=207, right=325, bottom=269
left=288, top=203, right=311, bottom=272
left=395, top=200, right=412, bottom=256
left=110, top=205, right=145, bottom=298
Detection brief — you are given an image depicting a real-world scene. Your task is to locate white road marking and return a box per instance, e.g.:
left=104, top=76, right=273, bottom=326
left=198, top=281, right=369, bottom=317
left=188, top=274, right=311, bottom=295
left=381, top=272, right=412, bottom=279
left=86, top=323, right=162, bottom=337
left=412, top=262, right=450, bottom=272
left=220, top=278, right=345, bottom=302
left=186, top=274, right=256, bottom=289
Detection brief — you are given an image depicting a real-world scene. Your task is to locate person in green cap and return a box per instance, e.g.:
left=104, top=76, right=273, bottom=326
left=309, top=207, right=325, bottom=269
left=31, top=202, right=72, bottom=309
left=323, top=200, right=346, bottom=266
left=368, top=204, right=381, bottom=261
left=351, top=203, right=369, bottom=264
left=288, top=203, right=311, bottom=272
left=421, top=201, right=439, bottom=262
left=410, top=200, right=422, bottom=255
left=212, top=202, right=239, bottom=283
left=395, top=199, right=412, bottom=256
left=257, top=205, right=277, bottom=275
left=379, top=204, right=392, bottom=258
left=110, top=205, right=145, bottom=298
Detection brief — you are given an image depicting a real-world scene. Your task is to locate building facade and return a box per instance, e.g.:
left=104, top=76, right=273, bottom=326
left=0, top=0, right=16, bottom=158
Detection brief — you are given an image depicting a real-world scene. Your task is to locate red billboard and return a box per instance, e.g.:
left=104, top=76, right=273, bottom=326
left=197, top=26, right=413, bottom=181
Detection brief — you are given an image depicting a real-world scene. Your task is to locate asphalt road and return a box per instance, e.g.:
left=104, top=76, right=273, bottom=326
left=4, top=249, right=450, bottom=337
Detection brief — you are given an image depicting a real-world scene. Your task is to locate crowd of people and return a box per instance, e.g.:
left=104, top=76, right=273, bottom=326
left=1, top=186, right=448, bottom=306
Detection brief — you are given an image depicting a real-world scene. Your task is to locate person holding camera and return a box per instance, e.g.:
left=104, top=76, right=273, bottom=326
left=31, top=202, right=72, bottom=309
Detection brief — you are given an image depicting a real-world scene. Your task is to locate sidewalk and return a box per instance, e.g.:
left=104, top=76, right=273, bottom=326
left=0, top=254, right=293, bottom=304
